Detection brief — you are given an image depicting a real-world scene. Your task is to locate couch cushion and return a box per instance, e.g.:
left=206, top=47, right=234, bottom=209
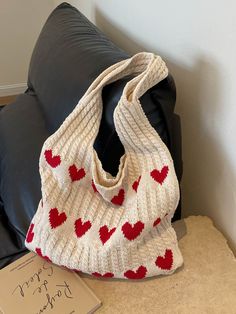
left=0, top=94, right=48, bottom=266
left=28, top=2, right=129, bottom=134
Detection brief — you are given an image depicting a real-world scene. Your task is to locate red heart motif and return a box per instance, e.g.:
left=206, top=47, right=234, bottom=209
left=91, top=180, right=98, bottom=193
left=132, top=176, right=141, bottom=192
left=122, top=221, right=144, bottom=241
left=124, top=266, right=147, bottom=279
left=26, top=223, right=34, bottom=243
left=153, top=217, right=161, bottom=227
left=49, top=208, right=67, bottom=229
left=99, top=225, right=116, bottom=245
left=111, top=189, right=125, bottom=206
left=44, top=150, right=61, bottom=168
left=92, top=272, right=114, bottom=278
left=74, top=218, right=91, bottom=238
left=35, top=248, right=51, bottom=263
left=69, top=165, right=86, bottom=182
left=155, top=249, right=173, bottom=270
left=150, top=166, right=169, bottom=185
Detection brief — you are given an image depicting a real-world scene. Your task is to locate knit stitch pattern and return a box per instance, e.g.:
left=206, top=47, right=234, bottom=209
left=25, top=52, right=183, bottom=279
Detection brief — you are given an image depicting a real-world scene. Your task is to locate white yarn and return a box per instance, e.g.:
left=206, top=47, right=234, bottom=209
left=25, top=52, right=183, bottom=279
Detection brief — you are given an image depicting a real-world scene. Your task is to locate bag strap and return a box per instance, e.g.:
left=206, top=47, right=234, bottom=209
left=45, top=52, right=168, bottom=157
left=82, top=52, right=168, bottom=145
left=82, top=52, right=167, bottom=101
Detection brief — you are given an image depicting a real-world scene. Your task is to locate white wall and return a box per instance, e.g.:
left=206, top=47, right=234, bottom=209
left=55, top=0, right=236, bottom=252
left=0, top=0, right=54, bottom=95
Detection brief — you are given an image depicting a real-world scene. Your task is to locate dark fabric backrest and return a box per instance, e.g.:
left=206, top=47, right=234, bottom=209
left=0, top=95, right=48, bottom=267
left=28, top=3, right=128, bottom=133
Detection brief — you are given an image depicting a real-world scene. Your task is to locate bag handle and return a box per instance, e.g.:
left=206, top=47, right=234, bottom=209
left=82, top=52, right=167, bottom=103
left=91, top=53, right=169, bottom=190
left=80, top=52, right=168, bottom=142
left=44, top=53, right=168, bottom=159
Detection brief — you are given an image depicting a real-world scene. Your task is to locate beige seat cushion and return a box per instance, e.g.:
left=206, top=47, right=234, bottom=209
left=82, top=216, right=236, bottom=313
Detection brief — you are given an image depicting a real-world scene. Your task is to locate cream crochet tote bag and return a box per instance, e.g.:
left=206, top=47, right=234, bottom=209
left=25, top=52, right=183, bottom=279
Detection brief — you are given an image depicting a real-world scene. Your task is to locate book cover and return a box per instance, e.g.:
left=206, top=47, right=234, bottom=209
left=0, top=252, right=101, bottom=314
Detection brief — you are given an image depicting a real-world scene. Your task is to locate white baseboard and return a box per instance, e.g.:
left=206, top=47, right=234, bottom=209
left=0, top=83, right=27, bottom=97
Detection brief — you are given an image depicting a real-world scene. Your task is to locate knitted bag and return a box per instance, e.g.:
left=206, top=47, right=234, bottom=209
left=25, top=52, right=183, bottom=279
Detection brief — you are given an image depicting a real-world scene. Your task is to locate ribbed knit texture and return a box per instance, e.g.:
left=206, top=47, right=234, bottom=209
left=25, top=52, right=183, bottom=279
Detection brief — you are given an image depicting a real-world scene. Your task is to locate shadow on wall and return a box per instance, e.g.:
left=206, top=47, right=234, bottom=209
left=95, top=7, right=236, bottom=254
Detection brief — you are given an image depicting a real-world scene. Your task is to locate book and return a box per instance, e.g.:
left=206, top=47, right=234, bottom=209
left=0, top=252, right=101, bottom=314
